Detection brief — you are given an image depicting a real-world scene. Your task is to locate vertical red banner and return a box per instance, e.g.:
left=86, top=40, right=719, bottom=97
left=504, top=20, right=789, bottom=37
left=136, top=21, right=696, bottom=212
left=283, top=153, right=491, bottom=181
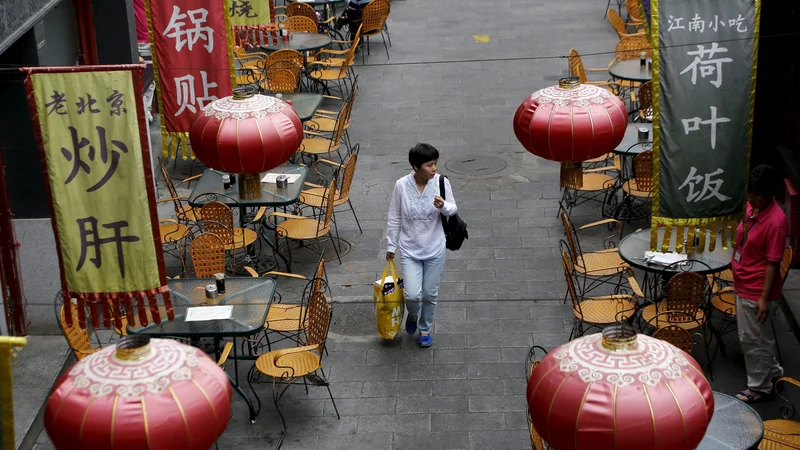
left=146, top=0, right=235, bottom=160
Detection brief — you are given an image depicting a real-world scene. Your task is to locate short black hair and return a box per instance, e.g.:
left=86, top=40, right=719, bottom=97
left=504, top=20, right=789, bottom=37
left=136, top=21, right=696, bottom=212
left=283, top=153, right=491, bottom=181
left=408, top=143, right=439, bottom=169
left=749, top=164, right=779, bottom=197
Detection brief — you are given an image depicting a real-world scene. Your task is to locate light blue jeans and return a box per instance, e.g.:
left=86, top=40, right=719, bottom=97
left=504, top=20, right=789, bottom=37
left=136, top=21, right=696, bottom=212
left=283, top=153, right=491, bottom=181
left=400, top=250, right=446, bottom=334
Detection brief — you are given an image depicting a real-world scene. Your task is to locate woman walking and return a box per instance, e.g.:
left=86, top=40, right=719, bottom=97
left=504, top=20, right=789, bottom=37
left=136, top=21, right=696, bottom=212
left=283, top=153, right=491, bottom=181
left=385, top=143, right=457, bottom=347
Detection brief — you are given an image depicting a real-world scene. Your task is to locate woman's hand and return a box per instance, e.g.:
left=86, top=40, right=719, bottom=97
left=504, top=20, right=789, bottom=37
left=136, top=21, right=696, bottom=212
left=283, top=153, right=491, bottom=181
left=433, top=196, right=444, bottom=209
left=386, top=251, right=395, bottom=261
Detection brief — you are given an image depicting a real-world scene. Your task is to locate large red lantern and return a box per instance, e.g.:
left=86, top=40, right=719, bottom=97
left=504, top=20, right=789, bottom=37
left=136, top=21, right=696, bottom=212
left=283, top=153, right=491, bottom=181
left=45, top=336, right=231, bottom=450
left=527, top=326, right=714, bottom=450
left=190, top=88, right=303, bottom=199
left=513, top=77, right=627, bottom=187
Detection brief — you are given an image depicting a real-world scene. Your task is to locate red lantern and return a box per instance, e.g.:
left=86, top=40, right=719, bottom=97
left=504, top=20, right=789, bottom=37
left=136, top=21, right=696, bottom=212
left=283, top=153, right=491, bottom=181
left=527, top=326, right=714, bottom=450
left=45, top=337, right=231, bottom=450
left=190, top=89, right=303, bottom=199
left=513, top=77, right=627, bottom=187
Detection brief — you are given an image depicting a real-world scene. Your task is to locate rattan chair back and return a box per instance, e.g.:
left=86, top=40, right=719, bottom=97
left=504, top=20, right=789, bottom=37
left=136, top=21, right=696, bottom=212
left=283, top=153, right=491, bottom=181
left=60, top=303, right=95, bottom=360
left=568, top=49, right=588, bottom=84
left=626, top=0, right=643, bottom=23
left=780, top=241, right=795, bottom=281
left=608, top=9, right=629, bottom=39
left=362, top=0, right=390, bottom=33
left=268, top=49, right=305, bottom=70
left=199, top=201, right=236, bottom=246
left=320, top=177, right=337, bottom=234
left=559, top=210, right=580, bottom=265
left=338, top=147, right=359, bottom=202
left=266, top=62, right=300, bottom=93
left=158, top=158, right=191, bottom=222
left=190, top=232, right=226, bottom=278
left=284, top=15, right=318, bottom=33
left=287, top=2, right=318, bottom=24
left=638, top=81, right=653, bottom=114
left=653, top=324, right=694, bottom=355
left=630, top=150, right=654, bottom=192
left=615, top=35, right=651, bottom=62
left=561, top=250, right=582, bottom=313
left=666, top=271, right=706, bottom=321
left=305, top=285, right=331, bottom=354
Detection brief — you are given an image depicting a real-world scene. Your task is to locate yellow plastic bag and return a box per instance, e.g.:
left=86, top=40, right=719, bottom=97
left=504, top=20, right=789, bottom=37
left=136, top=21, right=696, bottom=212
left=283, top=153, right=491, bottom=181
left=373, top=260, right=404, bottom=339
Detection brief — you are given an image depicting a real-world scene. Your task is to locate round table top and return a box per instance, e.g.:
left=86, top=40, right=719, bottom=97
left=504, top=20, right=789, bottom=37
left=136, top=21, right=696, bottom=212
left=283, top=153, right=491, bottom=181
left=609, top=59, right=653, bottom=83
left=287, top=0, right=346, bottom=4
left=263, top=33, right=332, bottom=53
left=618, top=228, right=733, bottom=275
left=697, top=392, right=763, bottom=450
left=613, top=123, right=653, bottom=156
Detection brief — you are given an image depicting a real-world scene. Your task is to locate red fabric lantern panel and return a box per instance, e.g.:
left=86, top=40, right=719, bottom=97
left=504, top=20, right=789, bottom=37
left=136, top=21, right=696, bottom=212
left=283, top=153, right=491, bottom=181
left=527, top=328, right=714, bottom=450
left=189, top=93, right=303, bottom=173
left=45, top=337, right=231, bottom=450
left=514, top=79, right=628, bottom=163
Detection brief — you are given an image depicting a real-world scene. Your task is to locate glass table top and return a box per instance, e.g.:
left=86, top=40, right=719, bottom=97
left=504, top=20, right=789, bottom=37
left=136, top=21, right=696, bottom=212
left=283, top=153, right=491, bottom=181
left=609, top=59, right=653, bottom=83
left=263, top=33, right=332, bottom=53
left=188, top=164, right=309, bottom=208
left=127, top=277, right=276, bottom=337
left=613, top=123, right=653, bottom=155
left=262, top=92, right=323, bottom=122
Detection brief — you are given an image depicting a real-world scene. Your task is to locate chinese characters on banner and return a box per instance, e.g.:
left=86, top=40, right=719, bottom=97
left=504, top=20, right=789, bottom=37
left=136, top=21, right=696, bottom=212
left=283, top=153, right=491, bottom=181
left=146, top=0, right=235, bottom=159
left=648, top=0, right=760, bottom=253
left=230, top=0, right=277, bottom=48
left=25, top=67, right=172, bottom=329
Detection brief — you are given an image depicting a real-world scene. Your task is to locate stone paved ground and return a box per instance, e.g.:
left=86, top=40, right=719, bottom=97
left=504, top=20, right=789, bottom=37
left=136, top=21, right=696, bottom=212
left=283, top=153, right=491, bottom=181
left=30, top=0, right=800, bottom=448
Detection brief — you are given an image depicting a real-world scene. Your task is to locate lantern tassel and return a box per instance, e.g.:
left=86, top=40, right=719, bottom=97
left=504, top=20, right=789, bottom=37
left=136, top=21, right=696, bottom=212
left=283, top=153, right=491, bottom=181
left=560, top=162, right=583, bottom=189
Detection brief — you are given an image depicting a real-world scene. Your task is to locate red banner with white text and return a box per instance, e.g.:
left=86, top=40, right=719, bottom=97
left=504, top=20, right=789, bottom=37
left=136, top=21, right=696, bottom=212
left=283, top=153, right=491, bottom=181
left=146, top=0, right=235, bottom=159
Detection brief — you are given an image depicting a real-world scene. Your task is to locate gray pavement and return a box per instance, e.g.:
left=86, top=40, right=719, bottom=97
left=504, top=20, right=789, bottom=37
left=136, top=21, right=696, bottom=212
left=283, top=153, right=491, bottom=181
left=19, top=0, right=800, bottom=448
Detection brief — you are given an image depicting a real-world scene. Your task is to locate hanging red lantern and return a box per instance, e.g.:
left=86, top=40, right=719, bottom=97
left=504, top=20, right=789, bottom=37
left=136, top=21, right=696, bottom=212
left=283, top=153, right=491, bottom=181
left=189, top=88, right=303, bottom=199
left=44, top=336, right=231, bottom=450
left=527, top=325, right=714, bottom=450
left=513, top=77, right=627, bottom=187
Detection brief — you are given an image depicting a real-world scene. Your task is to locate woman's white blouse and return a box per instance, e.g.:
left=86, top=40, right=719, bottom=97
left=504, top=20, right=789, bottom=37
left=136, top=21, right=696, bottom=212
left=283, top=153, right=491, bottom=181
left=385, top=173, right=457, bottom=260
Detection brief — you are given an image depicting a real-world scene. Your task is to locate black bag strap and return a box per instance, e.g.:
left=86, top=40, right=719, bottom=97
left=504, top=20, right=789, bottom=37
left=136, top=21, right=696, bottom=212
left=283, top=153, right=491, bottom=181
left=438, top=174, right=448, bottom=228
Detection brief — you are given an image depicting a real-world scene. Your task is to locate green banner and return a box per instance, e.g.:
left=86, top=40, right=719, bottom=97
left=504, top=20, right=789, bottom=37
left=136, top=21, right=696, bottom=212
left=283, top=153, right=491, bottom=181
left=30, top=71, right=161, bottom=294
left=650, top=0, right=760, bottom=252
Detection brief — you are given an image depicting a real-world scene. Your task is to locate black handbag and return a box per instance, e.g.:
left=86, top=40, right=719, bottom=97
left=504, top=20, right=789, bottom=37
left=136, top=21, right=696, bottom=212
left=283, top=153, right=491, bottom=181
left=438, top=174, right=468, bottom=251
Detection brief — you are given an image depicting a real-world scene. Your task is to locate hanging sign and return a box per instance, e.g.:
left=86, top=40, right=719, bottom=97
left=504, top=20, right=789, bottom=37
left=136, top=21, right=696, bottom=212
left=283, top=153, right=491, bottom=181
left=146, top=0, right=236, bottom=159
left=230, top=0, right=277, bottom=48
left=649, top=0, right=760, bottom=252
left=25, top=66, right=172, bottom=329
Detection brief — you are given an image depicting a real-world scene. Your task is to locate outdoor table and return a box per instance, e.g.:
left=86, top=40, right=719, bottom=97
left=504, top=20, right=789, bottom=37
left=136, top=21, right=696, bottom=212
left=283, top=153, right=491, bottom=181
left=189, top=164, right=309, bottom=271
left=608, top=59, right=653, bottom=83
left=262, top=92, right=323, bottom=122
left=603, top=124, right=653, bottom=220
left=127, top=277, right=276, bottom=423
left=287, top=0, right=347, bottom=21
left=697, top=392, right=764, bottom=449
left=263, top=33, right=333, bottom=66
left=613, top=123, right=653, bottom=156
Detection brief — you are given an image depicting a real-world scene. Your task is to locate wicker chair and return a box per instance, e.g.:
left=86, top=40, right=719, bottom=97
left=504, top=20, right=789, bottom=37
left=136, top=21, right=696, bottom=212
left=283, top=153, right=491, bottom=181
left=525, top=345, right=549, bottom=450
left=159, top=218, right=191, bottom=277
left=562, top=251, right=639, bottom=340
left=641, top=265, right=713, bottom=377
left=197, top=201, right=262, bottom=272
left=559, top=211, right=629, bottom=298
left=268, top=178, right=341, bottom=271
left=611, top=35, right=651, bottom=93
left=286, top=2, right=337, bottom=34
left=190, top=232, right=258, bottom=278
left=261, top=61, right=300, bottom=93
left=568, top=49, right=620, bottom=95
left=316, top=25, right=362, bottom=68
left=625, top=0, right=644, bottom=28
left=634, top=81, right=653, bottom=122
left=233, top=47, right=268, bottom=86
left=247, top=285, right=339, bottom=448
left=283, top=15, right=318, bottom=33
left=156, top=158, right=201, bottom=226
left=607, top=8, right=646, bottom=39
left=58, top=302, right=101, bottom=360
left=299, top=99, right=349, bottom=162
left=652, top=322, right=695, bottom=356
left=560, top=163, right=619, bottom=216
left=760, top=377, right=800, bottom=449
left=308, top=77, right=359, bottom=151
left=301, top=144, right=362, bottom=234
left=613, top=150, right=653, bottom=222
left=267, top=49, right=305, bottom=72
left=360, top=0, right=391, bottom=62
left=308, top=37, right=358, bottom=97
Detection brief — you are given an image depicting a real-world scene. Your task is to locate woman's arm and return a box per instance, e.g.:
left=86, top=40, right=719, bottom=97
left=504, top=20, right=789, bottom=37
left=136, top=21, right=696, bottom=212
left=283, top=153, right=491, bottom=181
left=385, top=181, right=402, bottom=253
left=440, top=177, right=457, bottom=217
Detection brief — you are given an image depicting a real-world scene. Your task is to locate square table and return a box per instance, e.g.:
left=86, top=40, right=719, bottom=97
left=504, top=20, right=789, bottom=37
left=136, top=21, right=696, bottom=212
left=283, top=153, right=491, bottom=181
left=128, top=277, right=276, bottom=422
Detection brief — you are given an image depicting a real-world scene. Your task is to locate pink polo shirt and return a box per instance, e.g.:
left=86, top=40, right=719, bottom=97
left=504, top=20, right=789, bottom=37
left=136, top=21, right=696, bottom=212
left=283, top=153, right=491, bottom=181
left=732, top=200, right=788, bottom=302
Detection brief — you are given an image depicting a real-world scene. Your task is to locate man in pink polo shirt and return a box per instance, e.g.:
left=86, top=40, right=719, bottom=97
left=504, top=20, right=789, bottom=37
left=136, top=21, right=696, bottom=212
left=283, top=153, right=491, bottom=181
left=733, top=164, right=789, bottom=403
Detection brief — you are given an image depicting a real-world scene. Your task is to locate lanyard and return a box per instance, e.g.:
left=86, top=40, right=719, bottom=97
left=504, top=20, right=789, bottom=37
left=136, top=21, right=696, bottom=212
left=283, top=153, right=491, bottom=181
left=740, top=215, right=757, bottom=248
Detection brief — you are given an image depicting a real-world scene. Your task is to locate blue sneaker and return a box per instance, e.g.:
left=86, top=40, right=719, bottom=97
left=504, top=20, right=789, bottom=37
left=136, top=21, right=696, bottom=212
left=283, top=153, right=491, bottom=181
left=405, top=316, right=417, bottom=334
left=419, top=333, right=432, bottom=348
